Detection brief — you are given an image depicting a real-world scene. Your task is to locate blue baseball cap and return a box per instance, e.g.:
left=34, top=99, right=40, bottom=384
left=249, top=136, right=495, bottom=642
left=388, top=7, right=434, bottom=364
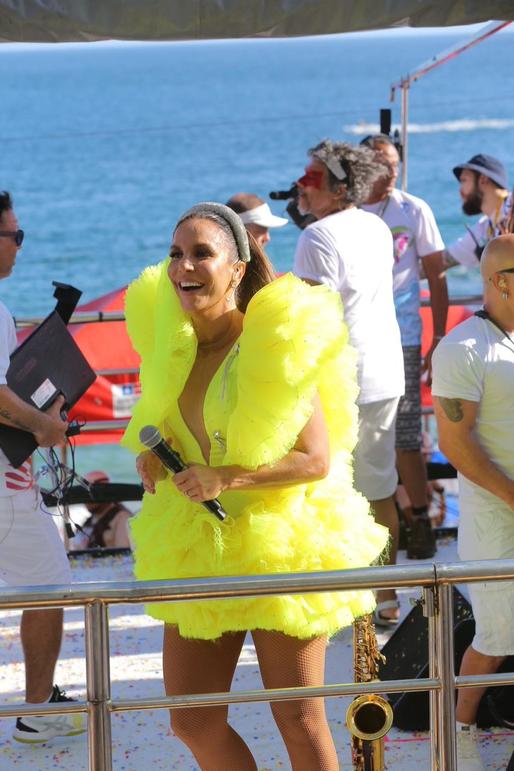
left=453, top=154, right=508, bottom=189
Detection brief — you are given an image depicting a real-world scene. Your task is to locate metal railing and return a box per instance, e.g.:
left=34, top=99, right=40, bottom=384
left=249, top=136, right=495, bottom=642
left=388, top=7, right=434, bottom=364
left=12, top=293, right=484, bottom=330
left=2, top=559, right=514, bottom=770
left=14, top=292, right=483, bottom=436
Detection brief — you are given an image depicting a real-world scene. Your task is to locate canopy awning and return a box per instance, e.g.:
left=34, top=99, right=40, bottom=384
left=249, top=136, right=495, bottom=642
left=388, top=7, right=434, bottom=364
left=1, top=1, right=514, bottom=44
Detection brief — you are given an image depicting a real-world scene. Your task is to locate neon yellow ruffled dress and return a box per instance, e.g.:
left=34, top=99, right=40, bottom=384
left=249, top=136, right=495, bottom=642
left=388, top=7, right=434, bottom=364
left=121, top=260, right=388, bottom=640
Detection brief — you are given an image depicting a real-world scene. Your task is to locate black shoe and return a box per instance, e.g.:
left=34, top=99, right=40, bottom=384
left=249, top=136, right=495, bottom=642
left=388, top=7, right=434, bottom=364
left=406, top=517, right=436, bottom=559
left=395, top=500, right=409, bottom=550
left=13, top=685, right=86, bottom=744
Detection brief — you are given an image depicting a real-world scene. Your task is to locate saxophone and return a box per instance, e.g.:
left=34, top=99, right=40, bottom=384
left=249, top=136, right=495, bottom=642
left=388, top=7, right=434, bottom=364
left=346, top=614, right=394, bottom=770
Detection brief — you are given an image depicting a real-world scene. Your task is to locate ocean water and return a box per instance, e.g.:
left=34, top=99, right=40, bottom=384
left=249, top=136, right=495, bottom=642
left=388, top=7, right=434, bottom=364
left=1, top=28, right=512, bottom=478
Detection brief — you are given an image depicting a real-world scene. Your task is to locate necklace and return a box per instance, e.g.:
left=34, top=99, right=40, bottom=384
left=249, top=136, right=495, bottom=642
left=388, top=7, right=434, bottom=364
left=377, top=195, right=391, bottom=219
left=475, top=309, right=514, bottom=348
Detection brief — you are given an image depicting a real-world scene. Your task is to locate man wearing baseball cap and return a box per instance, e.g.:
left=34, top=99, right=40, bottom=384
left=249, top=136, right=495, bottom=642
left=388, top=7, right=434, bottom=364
left=443, top=154, right=510, bottom=268
left=226, top=192, right=288, bottom=248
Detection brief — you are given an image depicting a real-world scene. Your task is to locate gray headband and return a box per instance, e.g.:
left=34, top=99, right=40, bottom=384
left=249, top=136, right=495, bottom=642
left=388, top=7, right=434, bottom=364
left=176, top=201, right=251, bottom=263
left=323, top=154, right=348, bottom=182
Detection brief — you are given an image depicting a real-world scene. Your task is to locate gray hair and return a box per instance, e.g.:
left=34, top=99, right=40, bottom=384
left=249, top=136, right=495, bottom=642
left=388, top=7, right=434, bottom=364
left=309, top=140, right=389, bottom=206
left=175, top=202, right=251, bottom=263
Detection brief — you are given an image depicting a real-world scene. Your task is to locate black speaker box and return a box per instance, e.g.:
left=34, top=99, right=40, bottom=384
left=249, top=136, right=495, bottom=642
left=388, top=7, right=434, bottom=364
left=378, top=587, right=514, bottom=730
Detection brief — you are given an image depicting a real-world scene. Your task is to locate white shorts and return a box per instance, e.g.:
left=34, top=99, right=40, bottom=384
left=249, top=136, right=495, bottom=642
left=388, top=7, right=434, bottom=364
left=0, top=487, right=71, bottom=587
left=467, top=581, right=514, bottom=656
left=459, top=503, right=514, bottom=656
left=353, top=397, right=400, bottom=502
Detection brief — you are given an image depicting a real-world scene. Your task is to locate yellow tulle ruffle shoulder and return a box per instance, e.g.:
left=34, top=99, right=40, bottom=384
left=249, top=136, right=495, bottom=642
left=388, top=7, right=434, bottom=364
left=122, top=262, right=388, bottom=640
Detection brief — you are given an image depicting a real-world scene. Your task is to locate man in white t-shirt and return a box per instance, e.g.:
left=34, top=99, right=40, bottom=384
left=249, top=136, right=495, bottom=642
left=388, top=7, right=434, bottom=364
left=443, top=154, right=509, bottom=269
left=432, top=234, right=514, bottom=770
left=226, top=192, right=288, bottom=248
left=361, top=134, right=448, bottom=565
left=293, top=140, right=404, bottom=623
left=0, top=191, right=85, bottom=743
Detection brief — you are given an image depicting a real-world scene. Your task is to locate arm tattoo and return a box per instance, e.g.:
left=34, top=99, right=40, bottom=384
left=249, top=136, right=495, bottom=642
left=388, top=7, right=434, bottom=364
left=0, top=407, right=32, bottom=432
left=439, top=397, right=464, bottom=423
left=441, top=249, right=459, bottom=270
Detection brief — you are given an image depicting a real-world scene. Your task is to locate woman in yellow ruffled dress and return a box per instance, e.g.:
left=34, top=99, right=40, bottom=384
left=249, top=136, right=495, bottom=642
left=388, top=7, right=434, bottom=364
left=121, top=202, right=388, bottom=771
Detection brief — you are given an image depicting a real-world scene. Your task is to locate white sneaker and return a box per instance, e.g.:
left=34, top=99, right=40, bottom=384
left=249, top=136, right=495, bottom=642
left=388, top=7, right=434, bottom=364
left=456, top=724, right=485, bottom=771
left=13, top=685, right=86, bottom=744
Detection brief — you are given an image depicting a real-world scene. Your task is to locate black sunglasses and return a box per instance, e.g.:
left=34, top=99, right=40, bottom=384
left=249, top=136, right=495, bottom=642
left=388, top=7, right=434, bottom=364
left=497, top=268, right=514, bottom=274
left=0, top=229, right=24, bottom=246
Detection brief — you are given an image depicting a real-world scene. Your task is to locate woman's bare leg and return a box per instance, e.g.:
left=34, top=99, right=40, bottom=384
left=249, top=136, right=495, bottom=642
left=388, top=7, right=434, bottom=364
left=252, top=630, right=339, bottom=771
left=163, top=625, right=257, bottom=771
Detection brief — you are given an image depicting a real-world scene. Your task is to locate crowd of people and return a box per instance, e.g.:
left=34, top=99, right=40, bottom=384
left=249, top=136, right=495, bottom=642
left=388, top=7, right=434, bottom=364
left=0, top=138, right=513, bottom=768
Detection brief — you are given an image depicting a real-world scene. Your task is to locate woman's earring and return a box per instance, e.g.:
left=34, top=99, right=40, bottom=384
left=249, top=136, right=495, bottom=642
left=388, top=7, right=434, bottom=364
left=502, top=291, right=509, bottom=300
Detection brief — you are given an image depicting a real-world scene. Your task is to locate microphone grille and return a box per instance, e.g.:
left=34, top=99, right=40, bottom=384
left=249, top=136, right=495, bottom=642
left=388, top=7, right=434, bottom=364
left=139, top=425, right=161, bottom=449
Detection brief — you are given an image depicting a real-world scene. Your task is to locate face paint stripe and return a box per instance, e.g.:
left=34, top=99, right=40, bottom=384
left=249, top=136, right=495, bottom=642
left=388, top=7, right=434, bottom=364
left=297, top=170, right=324, bottom=190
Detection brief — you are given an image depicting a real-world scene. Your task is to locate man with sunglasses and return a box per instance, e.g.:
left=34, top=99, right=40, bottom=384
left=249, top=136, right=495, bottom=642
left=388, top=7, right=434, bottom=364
left=0, top=191, right=85, bottom=743
left=432, top=235, right=514, bottom=770
left=293, top=140, right=405, bottom=623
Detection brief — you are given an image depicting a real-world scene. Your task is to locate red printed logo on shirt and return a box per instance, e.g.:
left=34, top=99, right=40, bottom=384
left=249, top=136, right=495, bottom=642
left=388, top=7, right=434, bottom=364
left=5, top=460, right=34, bottom=491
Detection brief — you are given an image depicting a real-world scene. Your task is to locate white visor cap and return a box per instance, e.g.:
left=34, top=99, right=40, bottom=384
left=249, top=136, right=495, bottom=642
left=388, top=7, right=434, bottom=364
left=238, top=203, right=288, bottom=229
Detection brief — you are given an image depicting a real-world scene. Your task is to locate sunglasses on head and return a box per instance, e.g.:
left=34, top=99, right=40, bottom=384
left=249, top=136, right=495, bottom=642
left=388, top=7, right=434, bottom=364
left=0, top=229, right=24, bottom=246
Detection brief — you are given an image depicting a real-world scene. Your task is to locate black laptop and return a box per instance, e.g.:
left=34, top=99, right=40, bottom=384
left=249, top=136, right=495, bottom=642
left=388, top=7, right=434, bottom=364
left=0, top=310, right=96, bottom=467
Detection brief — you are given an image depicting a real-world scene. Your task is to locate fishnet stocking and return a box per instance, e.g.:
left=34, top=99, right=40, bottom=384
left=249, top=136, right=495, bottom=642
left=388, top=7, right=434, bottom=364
left=253, top=630, right=339, bottom=771
left=163, top=625, right=256, bottom=770
left=163, top=626, right=338, bottom=770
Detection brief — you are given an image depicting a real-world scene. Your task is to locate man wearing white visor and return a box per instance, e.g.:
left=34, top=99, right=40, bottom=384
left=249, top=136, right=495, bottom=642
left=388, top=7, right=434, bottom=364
left=226, top=193, right=288, bottom=248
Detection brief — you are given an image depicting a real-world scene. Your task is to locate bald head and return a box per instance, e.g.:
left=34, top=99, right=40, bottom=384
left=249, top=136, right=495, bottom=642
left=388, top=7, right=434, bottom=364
left=481, top=235, right=514, bottom=282
left=481, top=235, right=514, bottom=321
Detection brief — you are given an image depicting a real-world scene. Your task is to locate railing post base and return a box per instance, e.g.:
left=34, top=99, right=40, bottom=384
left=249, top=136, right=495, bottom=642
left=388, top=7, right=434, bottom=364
left=85, top=601, right=112, bottom=771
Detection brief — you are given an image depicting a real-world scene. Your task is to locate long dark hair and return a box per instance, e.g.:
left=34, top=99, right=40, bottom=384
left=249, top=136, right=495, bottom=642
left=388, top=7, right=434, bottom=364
left=236, top=230, right=275, bottom=312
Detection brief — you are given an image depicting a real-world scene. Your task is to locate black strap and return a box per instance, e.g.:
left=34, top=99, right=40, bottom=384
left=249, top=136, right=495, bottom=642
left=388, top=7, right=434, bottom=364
left=475, top=308, right=514, bottom=346
left=83, top=503, right=125, bottom=548
left=465, top=225, right=485, bottom=262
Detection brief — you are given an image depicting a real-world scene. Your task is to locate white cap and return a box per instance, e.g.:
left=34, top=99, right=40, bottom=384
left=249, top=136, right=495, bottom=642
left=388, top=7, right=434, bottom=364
left=238, top=203, right=288, bottom=229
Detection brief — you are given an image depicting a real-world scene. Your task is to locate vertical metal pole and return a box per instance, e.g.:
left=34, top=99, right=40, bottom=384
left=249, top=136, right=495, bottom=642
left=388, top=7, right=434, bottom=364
left=85, top=601, right=112, bottom=771
left=424, top=586, right=440, bottom=770
left=401, top=81, right=409, bottom=191
left=436, top=583, right=456, bottom=771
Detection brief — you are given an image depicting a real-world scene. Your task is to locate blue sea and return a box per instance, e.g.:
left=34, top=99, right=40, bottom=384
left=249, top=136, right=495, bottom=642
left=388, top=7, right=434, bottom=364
left=1, top=28, right=513, bottom=479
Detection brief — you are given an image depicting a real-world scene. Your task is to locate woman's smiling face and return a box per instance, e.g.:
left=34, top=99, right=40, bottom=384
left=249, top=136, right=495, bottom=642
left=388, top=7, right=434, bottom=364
left=168, top=217, right=241, bottom=318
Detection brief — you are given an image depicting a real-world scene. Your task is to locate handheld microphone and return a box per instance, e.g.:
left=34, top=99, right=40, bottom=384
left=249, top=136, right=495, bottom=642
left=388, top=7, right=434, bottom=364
left=269, top=185, right=298, bottom=201
left=139, top=425, right=227, bottom=522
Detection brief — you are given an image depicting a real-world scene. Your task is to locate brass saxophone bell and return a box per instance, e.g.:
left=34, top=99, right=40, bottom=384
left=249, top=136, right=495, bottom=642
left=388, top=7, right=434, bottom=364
left=348, top=615, right=394, bottom=770
left=346, top=693, right=393, bottom=742
left=346, top=692, right=393, bottom=769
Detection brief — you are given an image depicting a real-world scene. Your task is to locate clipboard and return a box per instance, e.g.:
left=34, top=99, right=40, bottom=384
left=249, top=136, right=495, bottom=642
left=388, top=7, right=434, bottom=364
left=0, top=311, right=96, bottom=467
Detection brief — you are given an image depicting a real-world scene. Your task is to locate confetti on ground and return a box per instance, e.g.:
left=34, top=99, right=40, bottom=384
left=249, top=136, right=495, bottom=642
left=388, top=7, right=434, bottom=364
left=0, top=544, right=512, bottom=769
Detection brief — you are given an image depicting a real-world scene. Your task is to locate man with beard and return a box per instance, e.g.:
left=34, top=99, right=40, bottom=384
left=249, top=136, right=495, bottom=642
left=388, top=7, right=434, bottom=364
left=361, top=135, right=448, bottom=587
left=444, top=154, right=509, bottom=268
left=293, top=140, right=405, bottom=623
